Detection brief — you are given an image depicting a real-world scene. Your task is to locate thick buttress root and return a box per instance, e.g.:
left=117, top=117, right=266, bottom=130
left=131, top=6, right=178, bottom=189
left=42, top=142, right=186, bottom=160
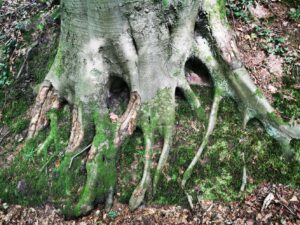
left=62, top=92, right=142, bottom=217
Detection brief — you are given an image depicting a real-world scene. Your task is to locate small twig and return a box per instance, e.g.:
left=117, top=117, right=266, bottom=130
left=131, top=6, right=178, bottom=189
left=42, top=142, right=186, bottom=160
left=185, top=192, right=194, bottom=210
left=40, top=154, right=58, bottom=172
left=275, top=193, right=299, bottom=219
left=68, top=144, right=92, bottom=169
left=0, top=12, right=13, bottom=18
left=0, top=131, right=10, bottom=144
left=16, top=41, right=38, bottom=79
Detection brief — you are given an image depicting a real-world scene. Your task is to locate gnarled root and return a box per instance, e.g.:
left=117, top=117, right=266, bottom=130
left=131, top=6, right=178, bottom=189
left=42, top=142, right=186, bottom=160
left=114, top=92, right=141, bottom=147
left=28, top=81, right=61, bottom=139
left=64, top=92, right=142, bottom=217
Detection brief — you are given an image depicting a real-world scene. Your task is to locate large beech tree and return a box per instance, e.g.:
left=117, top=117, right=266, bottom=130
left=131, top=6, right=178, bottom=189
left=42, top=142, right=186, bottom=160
left=25, top=0, right=300, bottom=217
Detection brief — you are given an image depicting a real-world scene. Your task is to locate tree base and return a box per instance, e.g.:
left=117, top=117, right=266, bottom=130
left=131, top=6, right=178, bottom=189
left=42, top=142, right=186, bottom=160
left=8, top=0, right=300, bottom=217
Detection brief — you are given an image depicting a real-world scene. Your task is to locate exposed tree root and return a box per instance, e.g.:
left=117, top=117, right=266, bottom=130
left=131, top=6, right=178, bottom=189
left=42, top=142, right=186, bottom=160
left=114, top=92, right=141, bottom=147
left=129, top=134, right=153, bottom=211
left=19, top=0, right=300, bottom=218
left=67, top=107, right=85, bottom=153
left=28, top=81, right=61, bottom=138
left=182, top=94, right=222, bottom=188
left=153, top=127, right=172, bottom=195
left=36, top=110, right=58, bottom=156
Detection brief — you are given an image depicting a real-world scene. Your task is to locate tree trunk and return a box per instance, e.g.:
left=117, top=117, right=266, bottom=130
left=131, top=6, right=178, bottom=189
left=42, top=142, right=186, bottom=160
left=26, top=0, right=300, bottom=217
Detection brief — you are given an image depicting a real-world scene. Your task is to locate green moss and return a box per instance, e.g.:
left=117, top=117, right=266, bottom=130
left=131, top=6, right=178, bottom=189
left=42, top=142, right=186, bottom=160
left=0, top=106, right=72, bottom=206
left=161, top=0, right=169, bottom=7
left=123, top=86, right=300, bottom=206
left=217, top=0, right=227, bottom=20
left=267, top=112, right=285, bottom=125
left=1, top=93, right=32, bottom=135
left=10, top=119, right=30, bottom=134
left=53, top=46, right=64, bottom=77
left=254, top=88, right=264, bottom=98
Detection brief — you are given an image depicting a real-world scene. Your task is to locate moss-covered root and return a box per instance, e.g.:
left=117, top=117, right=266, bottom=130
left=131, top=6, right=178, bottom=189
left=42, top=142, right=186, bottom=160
left=54, top=106, right=96, bottom=202
left=194, top=35, right=300, bottom=156
left=68, top=112, right=117, bottom=217
left=36, top=110, right=59, bottom=157
left=129, top=88, right=176, bottom=210
left=28, top=81, right=61, bottom=138
left=182, top=94, right=222, bottom=188
left=181, top=84, right=207, bottom=121
left=129, top=134, right=152, bottom=211
left=153, top=127, right=172, bottom=195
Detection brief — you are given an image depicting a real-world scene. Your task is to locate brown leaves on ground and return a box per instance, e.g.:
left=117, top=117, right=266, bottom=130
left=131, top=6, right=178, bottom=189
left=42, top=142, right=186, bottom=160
left=0, top=184, right=299, bottom=224
left=232, top=1, right=300, bottom=103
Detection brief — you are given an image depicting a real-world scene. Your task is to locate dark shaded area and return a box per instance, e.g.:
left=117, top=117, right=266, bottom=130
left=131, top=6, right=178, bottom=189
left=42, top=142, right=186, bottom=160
left=185, top=57, right=213, bottom=87
left=107, top=76, right=130, bottom=116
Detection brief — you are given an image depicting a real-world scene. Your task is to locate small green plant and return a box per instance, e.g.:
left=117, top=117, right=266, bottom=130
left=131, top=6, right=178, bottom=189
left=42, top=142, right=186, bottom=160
left=254, top=26, right=288, bottom=56
left=37, top=23, right=45, bottom=32
left=0, top=40, right=16, bottom=88
left=289, top=8, right=300, bottom=22
left=226, top=0, right=254, bottom=22
left=108, top=210, right=118, bottom=219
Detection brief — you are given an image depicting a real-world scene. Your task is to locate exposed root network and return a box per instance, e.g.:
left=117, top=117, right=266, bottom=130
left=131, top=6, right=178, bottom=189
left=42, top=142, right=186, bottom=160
left=24, top=0, right=300, bottom=217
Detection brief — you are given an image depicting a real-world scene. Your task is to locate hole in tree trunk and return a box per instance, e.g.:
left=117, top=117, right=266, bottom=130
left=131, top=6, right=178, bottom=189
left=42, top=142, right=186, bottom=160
left=185, top=57, right=213, bottom=87
left=107, top=76, right=130, bottom=117
left=175, top=87, right=186, bottom=101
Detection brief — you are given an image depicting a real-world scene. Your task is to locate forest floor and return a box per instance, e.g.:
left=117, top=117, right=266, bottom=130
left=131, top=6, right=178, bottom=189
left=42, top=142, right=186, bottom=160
left=0, top=0, right=300, bottom=224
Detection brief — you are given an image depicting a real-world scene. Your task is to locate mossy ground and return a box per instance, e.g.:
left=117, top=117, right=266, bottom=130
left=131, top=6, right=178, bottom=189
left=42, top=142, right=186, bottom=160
left=0, top=68, right=298, bottom=211
left=117, top=86, right=300, bottom=206
left=0, top=107, right=75, bottom=205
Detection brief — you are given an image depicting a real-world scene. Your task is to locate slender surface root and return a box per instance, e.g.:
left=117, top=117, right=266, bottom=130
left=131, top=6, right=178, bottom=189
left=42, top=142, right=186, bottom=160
left=129, top=134, right=153, bottom=211
left=181, top=85, right=207, bottom=121
left=182, top=94, right=222, bottom=188
left=153, top=127, right=172, bottom=195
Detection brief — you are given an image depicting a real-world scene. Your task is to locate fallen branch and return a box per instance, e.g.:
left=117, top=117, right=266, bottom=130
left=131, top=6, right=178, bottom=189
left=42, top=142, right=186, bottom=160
left=0, top=131, right=10, bottom=144
left=16, top=41, right=38, bottom=79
